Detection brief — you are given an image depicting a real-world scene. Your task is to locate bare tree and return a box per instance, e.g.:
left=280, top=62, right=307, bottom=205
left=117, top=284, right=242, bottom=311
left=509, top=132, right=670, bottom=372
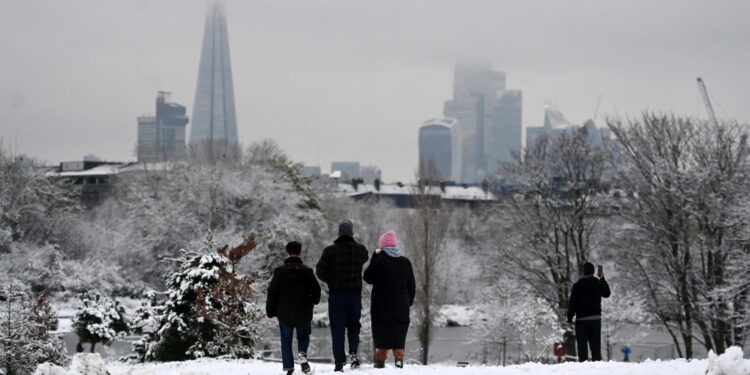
left=485, top=125, right=613, bottom=355
left=401, top=162, right=450, bottom=365
left=608, top=112, right=750, bottom=356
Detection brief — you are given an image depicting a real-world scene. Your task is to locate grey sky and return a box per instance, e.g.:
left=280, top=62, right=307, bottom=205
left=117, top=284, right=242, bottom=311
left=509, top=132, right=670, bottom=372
left=1, top=0, right=749, bottom=182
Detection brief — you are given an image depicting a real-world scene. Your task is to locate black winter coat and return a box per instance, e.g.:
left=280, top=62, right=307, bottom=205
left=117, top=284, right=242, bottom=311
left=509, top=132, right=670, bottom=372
left=566, top=276, right=611, bottom=323
left=266, top=257, right=322, bottom=326
left=363, top=251, right=416, bottom=349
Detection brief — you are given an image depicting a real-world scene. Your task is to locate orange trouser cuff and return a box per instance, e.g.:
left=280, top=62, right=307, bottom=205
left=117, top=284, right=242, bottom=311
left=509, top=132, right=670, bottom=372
left=376, top=349, right=405, bottom=361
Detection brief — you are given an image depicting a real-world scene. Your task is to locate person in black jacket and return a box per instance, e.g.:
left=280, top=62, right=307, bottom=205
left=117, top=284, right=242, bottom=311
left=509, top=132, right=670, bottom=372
left=363, top=231, right=416, bottom=369
left=566, top=262, right=611, bottom=362
left=315, top=220, right=369, bottom=372
left=267, top=241, right=321, bottom=375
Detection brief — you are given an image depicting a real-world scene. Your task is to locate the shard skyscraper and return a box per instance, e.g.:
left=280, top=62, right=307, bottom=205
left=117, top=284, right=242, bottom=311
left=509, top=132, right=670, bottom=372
left=190, top=2, right=239, bottom=150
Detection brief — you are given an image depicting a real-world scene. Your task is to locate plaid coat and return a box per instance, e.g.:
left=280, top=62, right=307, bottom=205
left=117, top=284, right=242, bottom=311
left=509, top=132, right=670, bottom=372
left=315, top=236, right=369, bottom=295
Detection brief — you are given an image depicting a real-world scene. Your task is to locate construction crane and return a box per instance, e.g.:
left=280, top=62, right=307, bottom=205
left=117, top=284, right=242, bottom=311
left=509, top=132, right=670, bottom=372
left=696, top=77, right=719, bottom=126
left=592, top=94, right=603, bottom=122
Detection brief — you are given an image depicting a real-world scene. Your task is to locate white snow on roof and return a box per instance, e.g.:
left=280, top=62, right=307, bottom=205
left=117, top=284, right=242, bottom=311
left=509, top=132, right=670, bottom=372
left=336, top=183, right=495, bottom=201
left=46, top=164, right=121, bottom=177
left=46, top=162, right=177, bottom=178
left=118, top=162, right=178, bottom=173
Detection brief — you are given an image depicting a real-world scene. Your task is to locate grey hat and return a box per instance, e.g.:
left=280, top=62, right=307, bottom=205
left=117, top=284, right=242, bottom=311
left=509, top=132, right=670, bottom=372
left=338, top=220, right=354, bottom=236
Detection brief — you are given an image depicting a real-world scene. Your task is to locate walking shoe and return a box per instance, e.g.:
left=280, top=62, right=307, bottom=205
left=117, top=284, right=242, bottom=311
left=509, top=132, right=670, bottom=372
left=334, top=363, right=344, bottom=372
left=349, top=353, right=360, bottom=369
left=374, top=359, right=385, bottom=369
left=394, top=357, right=404, bottom=369
left=298, top=352, right=310, bottom=374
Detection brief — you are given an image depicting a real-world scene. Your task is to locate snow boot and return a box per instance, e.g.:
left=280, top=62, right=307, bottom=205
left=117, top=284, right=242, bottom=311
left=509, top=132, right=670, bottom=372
left=298, top=352, right=311, bottom=374
left=349, top=352, right=360, bottom=369
left=374, top=359, right=385, bottom=369
left=286, top=370, right=295, bottom=375
left=334, top=363, right=344, bottom=372
left=394, top=357, right=404, bottom=369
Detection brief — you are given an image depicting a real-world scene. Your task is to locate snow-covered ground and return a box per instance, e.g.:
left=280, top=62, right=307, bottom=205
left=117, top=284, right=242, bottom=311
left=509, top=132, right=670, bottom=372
left=104, top=356, right=748, bottom=375
left=34, top=346, right=749, bottom=375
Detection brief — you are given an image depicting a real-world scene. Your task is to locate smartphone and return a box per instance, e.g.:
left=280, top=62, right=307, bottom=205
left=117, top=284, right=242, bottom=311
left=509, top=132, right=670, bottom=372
left=597, top=265, right=603, bottom=275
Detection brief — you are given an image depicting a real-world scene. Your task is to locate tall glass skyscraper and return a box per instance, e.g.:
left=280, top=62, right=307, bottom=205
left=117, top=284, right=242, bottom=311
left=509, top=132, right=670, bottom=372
left=443, top=62, right=522, bottom=183
left=190, top=1, right=239, bottom=151
left=419, top=118, right=455, bottom=181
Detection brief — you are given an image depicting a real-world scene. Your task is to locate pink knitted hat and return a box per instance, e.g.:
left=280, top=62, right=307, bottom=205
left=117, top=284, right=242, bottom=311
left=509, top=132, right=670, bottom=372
left=379, top=231, right=397, bottom=248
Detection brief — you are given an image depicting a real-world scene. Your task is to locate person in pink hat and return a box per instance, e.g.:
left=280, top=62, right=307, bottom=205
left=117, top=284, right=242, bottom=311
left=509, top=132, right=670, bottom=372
left=363, top=231, right=416, bottom=369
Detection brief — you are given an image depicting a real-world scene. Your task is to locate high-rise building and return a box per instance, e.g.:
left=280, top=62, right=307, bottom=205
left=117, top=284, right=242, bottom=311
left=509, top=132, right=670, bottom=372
left=443, top=62, right=522, bottom=183
left=331, top=161, right=360, bottom=181
left=525, top=107, right=571, bottom=147
left=137, top=92, right=189, bottom=162
left=302, top=166, right=322, bottom=177
left=487, top=90, right=522, bottom=175
left=190, top=1, right=238, bottom=152
left=137, top=116, right=157, bottom=162
left=360, top=165, right=382, bottom=184
left=419, top=118, right=455, bottom=181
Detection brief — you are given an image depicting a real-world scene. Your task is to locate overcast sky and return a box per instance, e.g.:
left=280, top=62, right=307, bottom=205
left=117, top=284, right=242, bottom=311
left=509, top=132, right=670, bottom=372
left=1, top=0, right=749, bottom=182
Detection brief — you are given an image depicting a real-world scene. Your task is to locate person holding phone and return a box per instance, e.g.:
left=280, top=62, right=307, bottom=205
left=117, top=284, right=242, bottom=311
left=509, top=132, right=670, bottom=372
left=566, top=262, right=611, bottom=362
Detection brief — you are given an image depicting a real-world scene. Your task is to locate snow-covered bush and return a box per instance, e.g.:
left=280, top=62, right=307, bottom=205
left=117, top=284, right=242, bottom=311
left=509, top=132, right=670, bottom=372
left=0, top=242, right=140, bottom=298
left=472, top=277, right=562, bottom=362
left=0, top=281, right=68, bottom=375
left=0, top=146, right=79, bottom=250
left=72, top=293, right=128, bottom=353
left=88, top=141, right=324, bottom=289
left=601, top=287, right=649, bottom=359
left=134, top=234, right=262, bottom=361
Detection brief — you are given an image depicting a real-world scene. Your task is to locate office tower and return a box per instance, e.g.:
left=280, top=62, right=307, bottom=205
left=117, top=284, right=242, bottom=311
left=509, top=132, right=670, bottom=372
left=331, top=161, right=360, bottom=180
left=190, top=1, right=239, bottom=152
left=443, top=62, right=522, bottom=183
left=525, top=107, right=571, bottom=147
left=137, top=116, right=157, bottom=162
left=486, top=90, right=522, bottom=175
left=137, top=92, right=189, bottom=162
left=360, top=165, right=382, bottom=184
left=419, top=118, right=455, bottom=181
left=302, top=166, right=322, bottom=177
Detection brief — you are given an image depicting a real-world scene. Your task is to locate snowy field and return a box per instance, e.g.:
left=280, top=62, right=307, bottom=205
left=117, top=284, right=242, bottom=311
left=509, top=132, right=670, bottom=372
left=103, top=356, right=750, bottom=375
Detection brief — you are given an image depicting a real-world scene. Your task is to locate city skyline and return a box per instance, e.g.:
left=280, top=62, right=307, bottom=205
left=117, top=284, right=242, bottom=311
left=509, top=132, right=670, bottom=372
left=1, top=1, right=749, bottom=182
left=444, top=62, right=523, bottom=183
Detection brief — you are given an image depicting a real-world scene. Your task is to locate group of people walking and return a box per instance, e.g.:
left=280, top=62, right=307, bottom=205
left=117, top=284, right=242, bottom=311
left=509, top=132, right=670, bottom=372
left=266, top=220, right=415, bottom=374
left=266, top=219, right=612, bottom=374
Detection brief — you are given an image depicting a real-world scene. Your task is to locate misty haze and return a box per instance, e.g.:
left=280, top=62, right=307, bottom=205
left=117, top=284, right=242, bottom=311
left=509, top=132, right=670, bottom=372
left=1, top=1, right=749, bottom=375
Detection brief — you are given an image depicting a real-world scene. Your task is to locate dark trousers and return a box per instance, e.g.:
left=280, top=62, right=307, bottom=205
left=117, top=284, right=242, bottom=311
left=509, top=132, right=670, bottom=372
left=279, top=321, right=311, bottom=370
left=575, top=319, right=602, bottom=362
left=328, top=294, right=362, bottom=365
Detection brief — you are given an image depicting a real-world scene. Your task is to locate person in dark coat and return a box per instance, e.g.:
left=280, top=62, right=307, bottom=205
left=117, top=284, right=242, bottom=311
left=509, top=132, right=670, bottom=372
left=363, top=231, right=416, bottom=369
left=566, top=262, right=611, bottom=362
left=267, top=241, right=321, bottom=375
left=315, top=220, right=369, bottom=372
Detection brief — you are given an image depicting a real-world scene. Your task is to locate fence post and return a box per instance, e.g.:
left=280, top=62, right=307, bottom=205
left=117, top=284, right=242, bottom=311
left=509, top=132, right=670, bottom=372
left=502, top=338, right=507, bottom=367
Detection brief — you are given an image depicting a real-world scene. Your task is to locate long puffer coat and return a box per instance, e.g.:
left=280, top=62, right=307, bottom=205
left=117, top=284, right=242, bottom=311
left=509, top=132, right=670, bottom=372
left=363, top=251, right=416, bottom=349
